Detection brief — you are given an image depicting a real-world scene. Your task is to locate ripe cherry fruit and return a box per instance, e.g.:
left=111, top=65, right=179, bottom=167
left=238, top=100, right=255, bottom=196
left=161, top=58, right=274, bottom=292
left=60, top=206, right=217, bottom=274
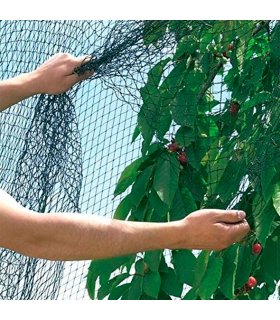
left=252, top=243, right=262, bottom=255
left=230, top=101, right=240, bottom=115
left=228, top=44, right=234, bottom=51
left=179, top=152, right=187, bottom=165
left=222, top=51, right=229, bottom=59
left=246, top=276, right=257, bottom=289
left=168, top=142, right=179, bottom=152
left=230, top=105, right=238, bottom=115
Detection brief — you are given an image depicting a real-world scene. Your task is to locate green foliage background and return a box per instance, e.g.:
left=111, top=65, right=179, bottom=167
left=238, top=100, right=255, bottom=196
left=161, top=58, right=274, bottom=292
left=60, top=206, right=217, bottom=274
left=87, top=20, right=280, bottom=300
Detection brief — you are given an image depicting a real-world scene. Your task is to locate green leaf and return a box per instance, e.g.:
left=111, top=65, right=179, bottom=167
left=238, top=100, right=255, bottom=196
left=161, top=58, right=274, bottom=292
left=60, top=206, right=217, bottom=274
left=138, top=58, right=171, bottom=154
left=138, top=108, right=155, bottom=156
left=88, top=254, right=135, bottom=278
left=207, top=151, right=230, bottom=197
left=270, top=23, right=280, bottom=58
left=158, top=289, right=172, bottom=300
left=261, top=167, right=277, bottom=201
left=193, top=251, right=210, bottom=289
left=146, top=58, right=171, bottom=91
left=87, top=254, right=135, bottom=299
left=144, top=250, right=162, bottom=273
left=170, top=87, right=197, bottom=127
left=154, top=152, right=180, bottom=208
left=197, top=115, right=219, bottom=137
left=192, top=137, right=207, bottom=165
left=173, top=34, right=199, bottom=60
left=108, top=283, right=131, bottom=300
left=159, top=255, right=169, bottom=273
left=149, top=187, right=169, bottom=217
left=172, top=250, right=196, bottom=286
left=217, top=158, right=244, bottom=202
left=131, top=165, right=155, bottom=207
left=243, top=57, right=266, bottom=86
left=249, top=285, right=269, bottom=300
left=180, top=186, right=197, bottom=215
left=182, top=287, right=199, bottom=300
left=141, top=292, right=157, bottom=300
left=262, top=226, right=280, bottom=281
left=253, top=197, right=277, bottom=246
left=131, top=125, right=140, bottom=143
left=161, top=267, right=183, bottom=298
left=157, top=107, right=172, bottom=141
left=179, top=169, right=207, bottom=203
left=219, top=244, right=239, bottom=299
left=197, top=256, right=224, bottom=300
left=113, top=194, right=132, bottom=220
left=241, top=91, right=274, bottom=112
left=114, top=158, right=143, bottom=197
left=147, top=142, right=160, bottom=156
left=98, top=273, right=130, bottom=300
left=234, top=21, right=255, bottom=73
left=175, top=126, right=195, bottom=147
left=86, top=269, right=97, bottom=300
left=235, top=245, right=252, bottom=288
left=159, top=61, right=186, bottom=98
left=137, top=149, right=160, bottom=172
left=143, top=270, right=161, bottom=298
left=125, top=276, right=143, bottom=300
left=132, top=196, right=150, bottom=221
left=170, top=188, right=187, bottom=221
left=135, top=259, right=145, bottom=276
left=272, top=182, right=280, bottom=216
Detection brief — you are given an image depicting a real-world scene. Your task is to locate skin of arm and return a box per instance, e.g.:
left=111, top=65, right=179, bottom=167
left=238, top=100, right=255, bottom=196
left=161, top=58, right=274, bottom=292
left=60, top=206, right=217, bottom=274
left=0, top=53, right=93, bottom=112
left=0, top=53, right=251, bottom=261
left=0, top=189, right=249, bottom=261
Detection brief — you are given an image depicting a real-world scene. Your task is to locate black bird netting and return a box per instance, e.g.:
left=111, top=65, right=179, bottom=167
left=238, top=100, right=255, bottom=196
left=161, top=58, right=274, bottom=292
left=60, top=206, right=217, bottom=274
left=0, top=20, right=279, bottom=300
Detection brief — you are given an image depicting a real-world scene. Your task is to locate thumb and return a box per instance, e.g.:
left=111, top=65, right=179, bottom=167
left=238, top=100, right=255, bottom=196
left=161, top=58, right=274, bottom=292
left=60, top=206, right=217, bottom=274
left=75, top=55, right=92, bottom=66
left=214, top=209, right=246, bottom=224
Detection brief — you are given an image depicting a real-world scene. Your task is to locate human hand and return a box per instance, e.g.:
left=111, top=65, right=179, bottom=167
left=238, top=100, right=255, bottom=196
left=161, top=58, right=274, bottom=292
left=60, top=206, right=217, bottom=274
left=175, top=209, right=250, bottom=251
left=31, top=53, right=94, bottom=95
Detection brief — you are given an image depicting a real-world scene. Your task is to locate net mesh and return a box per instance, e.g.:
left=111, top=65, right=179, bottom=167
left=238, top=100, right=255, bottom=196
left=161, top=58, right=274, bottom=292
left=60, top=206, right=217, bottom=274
left=0, top=20, right=279, bottom=300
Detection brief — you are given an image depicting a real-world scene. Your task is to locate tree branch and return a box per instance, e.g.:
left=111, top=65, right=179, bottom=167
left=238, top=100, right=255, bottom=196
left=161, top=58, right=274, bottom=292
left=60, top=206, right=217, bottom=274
left=197, top=61, right=223, bottom=101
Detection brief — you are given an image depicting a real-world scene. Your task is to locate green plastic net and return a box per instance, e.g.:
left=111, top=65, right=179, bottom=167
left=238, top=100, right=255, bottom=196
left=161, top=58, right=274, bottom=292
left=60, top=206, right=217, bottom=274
left=0, top=20, right=279, bottom=300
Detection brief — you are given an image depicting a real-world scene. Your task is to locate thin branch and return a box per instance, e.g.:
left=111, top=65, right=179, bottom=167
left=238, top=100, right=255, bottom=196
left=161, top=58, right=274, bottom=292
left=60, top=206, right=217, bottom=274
left=197, top=61, right=223, bottom=101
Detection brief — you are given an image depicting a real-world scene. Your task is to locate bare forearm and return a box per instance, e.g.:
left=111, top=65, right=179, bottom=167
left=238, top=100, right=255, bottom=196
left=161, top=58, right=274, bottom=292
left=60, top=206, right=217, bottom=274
left=28, top=212, right=181, bottom=261
left=0, top=72, right=38, bottom=112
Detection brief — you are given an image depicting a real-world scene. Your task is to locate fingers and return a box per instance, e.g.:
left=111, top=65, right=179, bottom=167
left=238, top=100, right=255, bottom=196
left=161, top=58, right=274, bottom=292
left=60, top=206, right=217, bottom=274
left=212, top=209, right=246, bottom=224
left=227, top=219, right=251, bottom=243
left=74, top=55, right=92, bottom=66
left=70, top=54, right=94, bottom=81
left=66, top=69, right=94, bottom=88
left=64, top=54, right=94, bottom=88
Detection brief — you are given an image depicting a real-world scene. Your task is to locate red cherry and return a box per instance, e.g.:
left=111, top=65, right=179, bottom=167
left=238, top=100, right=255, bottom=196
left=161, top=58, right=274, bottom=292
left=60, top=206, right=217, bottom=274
left=246, top=276, right=257, bottom=289
left=228, top=44, right=234, bottom=51
left=179, top=152, right=187, bottom=165
left=222, top=51, right=229, bottom=58
left=252, top=243, right=262, bottom=255
left=168, top=142, right=179, bottom=152
left=230, top=102, right=240, bottom=115
left=230, top=106, right=238, bottom=115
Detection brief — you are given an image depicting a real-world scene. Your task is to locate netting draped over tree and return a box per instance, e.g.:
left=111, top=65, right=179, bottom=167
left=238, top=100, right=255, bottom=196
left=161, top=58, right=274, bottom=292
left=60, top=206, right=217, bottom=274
left=0, top=20, right=279, bottom=300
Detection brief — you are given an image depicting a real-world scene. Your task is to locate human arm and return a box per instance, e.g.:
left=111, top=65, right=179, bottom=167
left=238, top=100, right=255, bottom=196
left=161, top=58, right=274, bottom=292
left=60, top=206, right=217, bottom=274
left=0, top=189, right=250, bottom=261
left=0, top=53, right=94, bottom=112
